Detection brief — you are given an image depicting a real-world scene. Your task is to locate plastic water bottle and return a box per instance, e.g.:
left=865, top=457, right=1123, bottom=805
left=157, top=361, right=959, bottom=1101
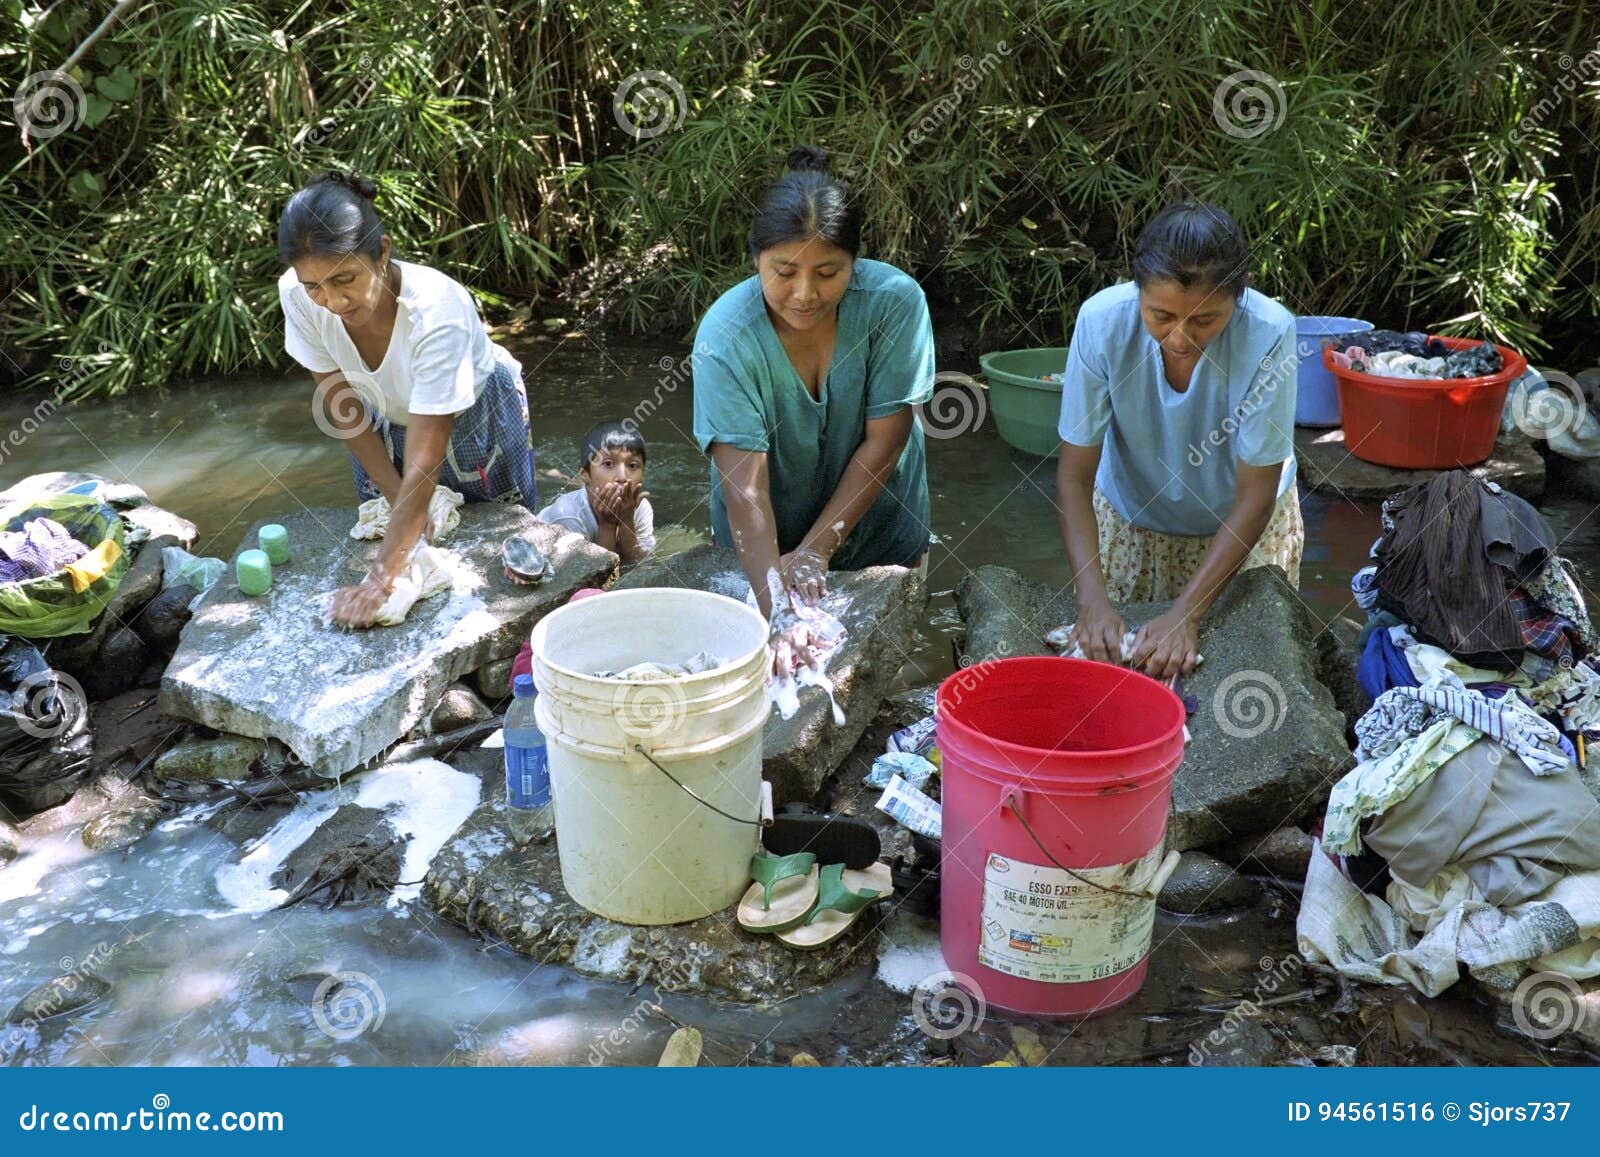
left=504, top=674, right=554, bottom=845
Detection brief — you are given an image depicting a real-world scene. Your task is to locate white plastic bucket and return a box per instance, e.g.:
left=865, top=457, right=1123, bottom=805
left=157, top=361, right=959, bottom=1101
left=528, top=588, right=771, bottom=925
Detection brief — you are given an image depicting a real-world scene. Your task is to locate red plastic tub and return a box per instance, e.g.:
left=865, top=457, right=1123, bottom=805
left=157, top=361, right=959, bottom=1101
left=937, top=657, right=1186, bottom=1017
left=1323, top=336, right=1527, bottom=469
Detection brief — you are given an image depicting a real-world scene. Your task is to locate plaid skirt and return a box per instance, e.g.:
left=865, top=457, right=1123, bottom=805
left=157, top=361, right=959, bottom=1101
left=1092, top=484, right=1304, bottom=604
left=351, top=360, right=537, bottom=512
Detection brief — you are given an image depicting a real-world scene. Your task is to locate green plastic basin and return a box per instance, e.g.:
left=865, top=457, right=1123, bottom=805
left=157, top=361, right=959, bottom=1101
left=978, top=347, right=1069, bottom=457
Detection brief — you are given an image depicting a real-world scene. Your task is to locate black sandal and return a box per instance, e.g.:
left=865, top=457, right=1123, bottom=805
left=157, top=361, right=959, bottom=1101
left=764, top=806, right=881, bottom=870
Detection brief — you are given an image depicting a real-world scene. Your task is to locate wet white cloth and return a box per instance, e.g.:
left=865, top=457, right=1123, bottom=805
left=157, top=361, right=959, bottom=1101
left=1045, top=623, right=1204, bottom=667
left=350, top=485, right=464, bottom=542
left=319, top=543, right=454, bottom=628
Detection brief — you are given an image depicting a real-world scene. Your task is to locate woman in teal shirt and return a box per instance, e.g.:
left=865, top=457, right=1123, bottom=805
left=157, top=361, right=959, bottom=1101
left=692, top=145, right=934, bottom=623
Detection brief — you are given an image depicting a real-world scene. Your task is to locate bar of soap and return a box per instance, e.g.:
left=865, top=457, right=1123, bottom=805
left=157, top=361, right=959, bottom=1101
left=258, top=523, right=289, bottom=565
left=237, top=549, right=272, bottom=596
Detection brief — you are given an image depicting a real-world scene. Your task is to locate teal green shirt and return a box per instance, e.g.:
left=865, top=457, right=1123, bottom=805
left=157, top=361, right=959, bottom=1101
left=691, top=258, right=934, bottom=571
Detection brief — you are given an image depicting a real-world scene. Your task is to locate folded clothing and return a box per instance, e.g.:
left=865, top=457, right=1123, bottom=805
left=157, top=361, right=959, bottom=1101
left=0, top=517, right=87, bottom=584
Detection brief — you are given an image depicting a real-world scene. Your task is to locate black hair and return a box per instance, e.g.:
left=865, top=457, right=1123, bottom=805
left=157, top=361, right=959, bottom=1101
left=1131, top=202, right=1249, bottom=299
left=746, top=145, right=862, bottom=261
left=277, top=171, right=387, bottom=265
left=580, top=420, right=647, bottom=470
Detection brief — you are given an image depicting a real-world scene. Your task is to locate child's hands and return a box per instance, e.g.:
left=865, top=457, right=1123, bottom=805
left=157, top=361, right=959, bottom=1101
left=594, top=480, right=646, bottom=526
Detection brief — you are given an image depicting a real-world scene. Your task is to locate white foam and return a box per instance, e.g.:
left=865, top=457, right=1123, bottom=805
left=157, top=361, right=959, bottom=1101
left=211, top=757, right=480, bottom=912
left=875, top=910, right=946, bottom=994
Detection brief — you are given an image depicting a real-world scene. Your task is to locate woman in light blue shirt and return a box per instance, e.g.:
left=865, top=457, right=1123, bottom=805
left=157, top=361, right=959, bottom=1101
left=1057, top=203, right=1302, bottom=679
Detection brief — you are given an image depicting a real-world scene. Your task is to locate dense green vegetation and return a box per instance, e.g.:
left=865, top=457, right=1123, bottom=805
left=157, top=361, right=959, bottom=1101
left=4, top=0, right=1599, bottom=396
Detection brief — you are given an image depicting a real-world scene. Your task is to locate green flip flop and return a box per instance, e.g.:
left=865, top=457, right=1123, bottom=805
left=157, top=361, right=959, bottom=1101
left=776, top=861, right=893, bottom=950
left=736, top=851, right=820, bottom=934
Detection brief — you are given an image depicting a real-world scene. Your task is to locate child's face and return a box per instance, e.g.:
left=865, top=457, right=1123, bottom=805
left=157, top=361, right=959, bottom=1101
left=583, top=445, right=645, bottom=490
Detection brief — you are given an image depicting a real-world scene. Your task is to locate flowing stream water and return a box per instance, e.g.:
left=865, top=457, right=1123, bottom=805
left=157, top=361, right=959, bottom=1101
left=0, top=334, right=1594, bottom=1066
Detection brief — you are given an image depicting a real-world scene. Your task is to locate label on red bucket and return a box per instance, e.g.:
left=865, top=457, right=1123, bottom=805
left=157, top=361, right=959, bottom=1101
left=977, top=847, right=1163, bottom=984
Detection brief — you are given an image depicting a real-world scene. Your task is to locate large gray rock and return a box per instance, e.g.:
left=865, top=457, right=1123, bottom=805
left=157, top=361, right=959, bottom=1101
left=953, top=565, right=1352, bottom=851
left=614, top=545, right=928, bottom=805
left=159, top=505, right=616, bottom=776
left=1157, top=851, right=1261, bottom=914
left=1295, top=427, right=1544, bottom=501
left=423, top=759, right=874, bottom=1004
left=1213, top=826, right=1315, bottom=883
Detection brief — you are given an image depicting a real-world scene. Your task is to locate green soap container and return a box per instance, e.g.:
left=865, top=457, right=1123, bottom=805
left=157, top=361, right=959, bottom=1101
left=237, top=549, right=272, bottom=596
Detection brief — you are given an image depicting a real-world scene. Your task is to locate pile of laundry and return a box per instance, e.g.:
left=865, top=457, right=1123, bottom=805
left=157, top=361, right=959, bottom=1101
left=0, top=517, right=86, bottom=583
left=1299, top=470, right=1600, bottom=997
left=1327, top=329, right=1504, bottom=380
left=592, top=651, right=725, bottom=681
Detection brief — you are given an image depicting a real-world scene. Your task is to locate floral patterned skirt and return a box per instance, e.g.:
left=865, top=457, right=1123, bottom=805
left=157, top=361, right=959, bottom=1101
left=1092, top=484, right=1304, bottom=604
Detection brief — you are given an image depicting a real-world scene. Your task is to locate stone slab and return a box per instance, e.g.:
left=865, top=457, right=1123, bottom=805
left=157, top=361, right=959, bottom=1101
left=1294, top=427, right=1544, bottom=502
left=158, top=504, right=615, bottom=775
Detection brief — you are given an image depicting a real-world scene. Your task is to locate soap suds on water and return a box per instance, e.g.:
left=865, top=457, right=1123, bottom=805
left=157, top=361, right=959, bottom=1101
left=875, top=910, right=946, bottom=993
left=212, top=758, right=480, bottom=912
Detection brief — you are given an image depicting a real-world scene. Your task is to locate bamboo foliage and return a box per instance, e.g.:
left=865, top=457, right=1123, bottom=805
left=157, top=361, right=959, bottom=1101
left=1, top=0, right=1598, bottom=396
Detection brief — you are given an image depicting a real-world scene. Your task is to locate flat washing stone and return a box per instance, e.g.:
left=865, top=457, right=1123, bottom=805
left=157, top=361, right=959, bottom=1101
left=159, top=504, right=617, bottom=776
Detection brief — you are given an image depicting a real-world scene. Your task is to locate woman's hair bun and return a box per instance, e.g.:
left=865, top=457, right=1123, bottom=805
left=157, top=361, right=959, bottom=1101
left=316, top=170, right=378, bottom=201
left=785, top=145, right=830, bottom=174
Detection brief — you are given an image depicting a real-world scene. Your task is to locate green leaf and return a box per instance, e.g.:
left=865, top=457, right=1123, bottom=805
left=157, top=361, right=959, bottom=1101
left=95, top=66, right=136, bottom=102
left=68, top=170, right=106, bottom=205
left=83, top=93, right=113, bottom=129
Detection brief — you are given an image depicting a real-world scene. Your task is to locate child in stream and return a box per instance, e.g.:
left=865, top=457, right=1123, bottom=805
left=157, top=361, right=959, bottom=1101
left=534, top=421, right=656, bottom=566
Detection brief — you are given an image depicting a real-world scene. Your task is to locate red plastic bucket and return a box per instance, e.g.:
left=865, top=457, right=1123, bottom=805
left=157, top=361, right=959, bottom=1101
left=1323, top=336, right=1527, bottom=469
left=937, top=657, right=1186, bottom=1017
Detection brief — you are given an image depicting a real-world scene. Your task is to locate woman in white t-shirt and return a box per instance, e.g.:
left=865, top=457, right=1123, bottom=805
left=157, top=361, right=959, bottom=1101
left=276, top=171, right=537, bottom=627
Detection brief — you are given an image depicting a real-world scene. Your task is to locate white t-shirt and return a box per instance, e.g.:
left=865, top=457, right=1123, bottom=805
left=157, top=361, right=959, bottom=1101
left=278, top=259, right=519, bottom=426
left=536, top=488, right=656, bottom=554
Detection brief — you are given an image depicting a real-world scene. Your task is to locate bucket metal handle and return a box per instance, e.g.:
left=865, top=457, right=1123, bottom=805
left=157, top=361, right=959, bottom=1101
left=1002, top=788, right=1177, bottom=901
left=631, top=743, right=767, bottom=827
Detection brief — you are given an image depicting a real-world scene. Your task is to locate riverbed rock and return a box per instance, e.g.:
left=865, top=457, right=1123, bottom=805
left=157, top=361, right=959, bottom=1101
left=1187, top=1017, right=1281, bottom=1066
left=953, top=565, right=1352, bottom=850
left=472, top=657, right=516, bottom=701
left=5, top=974, right=112, bottom=1025
left=78, top=626, right=150, bottom=702
left=423, top=753, right=874, bottom=1003
left=81, top=804, right=161, bottom=852
left=0, top=818, right=18, bottom=864
left=154, top=734, right=264, bottom=784
left=1295, top=427, right=1544, bottom=502
left=614, top=545, right=928, bottom=805
left=428, top=686, right=492, bottom=734
left=271, top=804, right=404, bottom=907
left=159, top=504, right=617, bottom=776
left=1213, top=826, right=1315, bottom=883
left=1158, top=852, right=1261, bottom=914
left=133, top=585, right=194, bottom=654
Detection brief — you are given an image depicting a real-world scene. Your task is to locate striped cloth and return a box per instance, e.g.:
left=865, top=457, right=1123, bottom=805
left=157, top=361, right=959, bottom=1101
left=0, top=518, right=86, bottom=584
left=1374, top=682, right=1569, bottom=776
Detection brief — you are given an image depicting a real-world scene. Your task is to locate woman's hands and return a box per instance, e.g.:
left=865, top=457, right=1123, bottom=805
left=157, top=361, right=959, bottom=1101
left=777, top=545, right=829, bottom=606
left=1131, top=607, right=1201, bottom=680
left=329, top=572, right=394, bottom=629
left=1068, top=598, right=1128, bottom=665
